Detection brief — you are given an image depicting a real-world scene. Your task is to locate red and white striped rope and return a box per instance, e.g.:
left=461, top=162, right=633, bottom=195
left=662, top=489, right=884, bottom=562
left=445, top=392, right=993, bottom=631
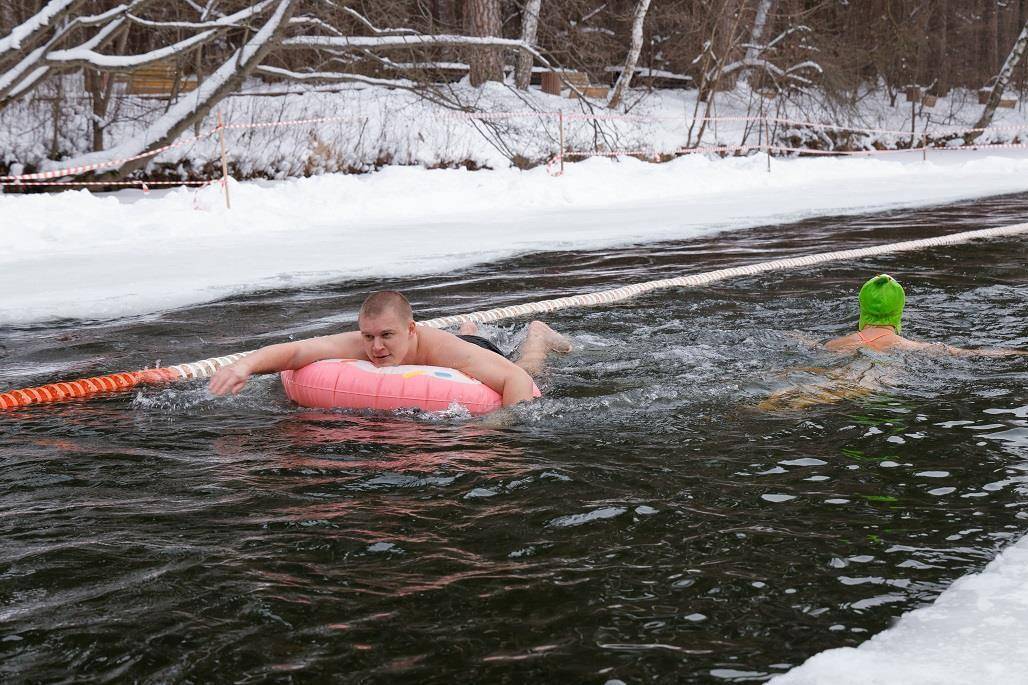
left=1, top=179, right=216, bottom=188
left=0, top=128, right=218, bottom=182
left=221, top=115, right=367, bottom=131
left=769, top=116, right=1028, bottom=138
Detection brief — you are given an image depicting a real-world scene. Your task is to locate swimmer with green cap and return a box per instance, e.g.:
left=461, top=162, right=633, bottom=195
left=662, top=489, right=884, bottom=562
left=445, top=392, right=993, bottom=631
left=825, top=274, right=1026, bottom=356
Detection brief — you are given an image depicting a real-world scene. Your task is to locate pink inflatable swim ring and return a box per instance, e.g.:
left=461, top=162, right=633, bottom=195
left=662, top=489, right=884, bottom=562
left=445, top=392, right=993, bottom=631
left=281, top=359, right=541, bottom=414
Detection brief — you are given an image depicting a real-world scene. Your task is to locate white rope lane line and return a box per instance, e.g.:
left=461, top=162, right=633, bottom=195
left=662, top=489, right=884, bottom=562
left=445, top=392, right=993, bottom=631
left=2, top=222, right=1026, bottom=410
left=417, top=222, right=1028, bottom=329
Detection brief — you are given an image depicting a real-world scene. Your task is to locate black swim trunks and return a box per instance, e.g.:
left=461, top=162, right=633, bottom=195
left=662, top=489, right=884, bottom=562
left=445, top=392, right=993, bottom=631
left=457, top=334, right=510, bottom=359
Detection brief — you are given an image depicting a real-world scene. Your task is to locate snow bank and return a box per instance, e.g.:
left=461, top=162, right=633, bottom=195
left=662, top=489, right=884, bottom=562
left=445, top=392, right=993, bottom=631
left=3, top=149, right=1028, bottom=326
left=771, top=534, right=1028, bottom=685
left=4, top=79, right=1028, bottom=180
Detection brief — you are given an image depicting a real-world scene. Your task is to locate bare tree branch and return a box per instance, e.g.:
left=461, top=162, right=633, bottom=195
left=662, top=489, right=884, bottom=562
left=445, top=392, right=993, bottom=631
left=59, top=0, right=298, bottom=179
left=46, top=29, right=223, bottom=71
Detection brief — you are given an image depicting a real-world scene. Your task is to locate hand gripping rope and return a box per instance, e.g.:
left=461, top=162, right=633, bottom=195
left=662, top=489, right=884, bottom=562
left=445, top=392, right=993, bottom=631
left=1, top=222, right=1026, bottom=411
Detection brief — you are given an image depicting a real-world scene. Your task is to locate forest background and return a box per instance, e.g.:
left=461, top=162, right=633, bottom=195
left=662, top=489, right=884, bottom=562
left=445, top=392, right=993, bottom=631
left=4, top=0, right=1028, bottom=183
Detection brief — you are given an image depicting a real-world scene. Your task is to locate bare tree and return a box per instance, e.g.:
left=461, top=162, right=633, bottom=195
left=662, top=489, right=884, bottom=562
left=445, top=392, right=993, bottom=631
left=98, top=0, right=298, bottom=178
left=515, top=0, right=542, bottom=90
left=967, top=19, right=1028, bottom=144
left=608, top=0, right=652, bottom=109
left=464, top=0, right=503, bottom=86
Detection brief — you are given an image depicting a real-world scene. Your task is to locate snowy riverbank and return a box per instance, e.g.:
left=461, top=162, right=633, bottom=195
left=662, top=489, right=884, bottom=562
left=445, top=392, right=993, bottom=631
left=4, top=80, right=1028, bottom=181
left=4, top=147, right=1028, bottom=328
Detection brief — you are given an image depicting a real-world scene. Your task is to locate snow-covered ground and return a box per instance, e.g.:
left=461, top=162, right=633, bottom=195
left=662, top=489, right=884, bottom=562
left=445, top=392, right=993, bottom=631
left=3, top=148, right=1028, bottom=326
left=4, top=79, right=1028, bottom=179
left=770, top=530, right=1028, bottom=685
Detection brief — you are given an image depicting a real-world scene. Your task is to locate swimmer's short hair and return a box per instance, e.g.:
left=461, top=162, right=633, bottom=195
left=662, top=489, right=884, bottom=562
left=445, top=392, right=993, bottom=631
left=359, top=291, right=413, bottom=323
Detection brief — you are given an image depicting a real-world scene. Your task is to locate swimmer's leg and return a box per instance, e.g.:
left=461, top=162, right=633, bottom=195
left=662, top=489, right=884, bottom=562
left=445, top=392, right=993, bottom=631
left=512, top=321, right=572, bottom=377
left=458, top=321, right=479, bottom=335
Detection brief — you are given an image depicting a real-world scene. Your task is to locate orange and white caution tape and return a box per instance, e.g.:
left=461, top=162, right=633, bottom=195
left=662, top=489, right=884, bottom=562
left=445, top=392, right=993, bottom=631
left=0, top=128, right=218, bottom=182
left=1, top=179, right=215, bottom=189
left=221, top=115, right=367, bottom=131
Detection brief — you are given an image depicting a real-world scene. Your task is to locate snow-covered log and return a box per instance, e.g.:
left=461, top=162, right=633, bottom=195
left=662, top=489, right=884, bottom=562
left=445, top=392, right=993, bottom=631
left=608, top=0, right=653, bottom=109
left=59, top=0, right=297, bottom=179
left=515, top=0, right=543, bottom=91
left=967, top=21, right=1028, bottom=144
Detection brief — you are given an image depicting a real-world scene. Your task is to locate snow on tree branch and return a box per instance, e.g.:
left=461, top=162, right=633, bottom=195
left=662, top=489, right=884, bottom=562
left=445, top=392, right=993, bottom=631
left=257, top=64, right=418, bottom=89
left=283, top=34, right=542, bottom=61
left=0, top=0, right=162, bottom=109
left=46, top=29, right=222, bottom=71
left=124, top=1, right=276, bottom=30
left=55, top=0, right=298, bottom=179
left=330, top=4, right=419, bottom=36
left=289, top=15, right=345, bottom=37
left=0, top=0, right=80, bottom=55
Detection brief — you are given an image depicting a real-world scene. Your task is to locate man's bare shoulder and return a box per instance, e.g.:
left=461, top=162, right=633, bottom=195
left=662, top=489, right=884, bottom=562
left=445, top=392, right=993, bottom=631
left=824, top=332, right=927, bottom=354
left=414, top=327, right=472, bottom=365
left=824, top=333, right=861, bottom=351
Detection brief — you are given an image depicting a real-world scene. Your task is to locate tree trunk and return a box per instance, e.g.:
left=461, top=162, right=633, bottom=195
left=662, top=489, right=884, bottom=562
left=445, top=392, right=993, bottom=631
left=514, top=0, right=542, bottom=90
left=738, top=0, right=774, bottom=87
left=607, top=0, right=652, bottom=109
left=464, top=0, right=503, bottom=87
left=981, top=0, right=999, bottom=76
left=967, top=20, right=1028, bottom=143
left=432, top=0, right=457, bottom=31
left=929, top=0, right=949, bottom=94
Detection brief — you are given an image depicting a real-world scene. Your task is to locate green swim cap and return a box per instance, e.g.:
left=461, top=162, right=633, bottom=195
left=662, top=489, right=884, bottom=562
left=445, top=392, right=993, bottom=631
left=858, top=274, right=905, bottom=333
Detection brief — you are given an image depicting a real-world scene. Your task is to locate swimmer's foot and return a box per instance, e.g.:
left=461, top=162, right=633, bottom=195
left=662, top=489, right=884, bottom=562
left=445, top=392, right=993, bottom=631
left=458, top=321, right=479, bottom=335
left=527, top=321, right=572, bottom=353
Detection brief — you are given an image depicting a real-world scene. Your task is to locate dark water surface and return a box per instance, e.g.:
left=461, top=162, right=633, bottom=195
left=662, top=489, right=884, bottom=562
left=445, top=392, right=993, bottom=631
left=2, top=194, right=1028, bottom=683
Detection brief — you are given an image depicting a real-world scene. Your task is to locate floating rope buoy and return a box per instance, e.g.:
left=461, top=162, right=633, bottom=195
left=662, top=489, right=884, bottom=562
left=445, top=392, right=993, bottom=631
left=3, top=222, right=1025, bottom=410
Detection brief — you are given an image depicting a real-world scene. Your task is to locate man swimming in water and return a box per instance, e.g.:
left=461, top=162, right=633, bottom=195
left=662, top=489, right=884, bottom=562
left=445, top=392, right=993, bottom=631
left=208, top=291, right=571, bottom=407
left=825, top=274, right=1027, bottom=356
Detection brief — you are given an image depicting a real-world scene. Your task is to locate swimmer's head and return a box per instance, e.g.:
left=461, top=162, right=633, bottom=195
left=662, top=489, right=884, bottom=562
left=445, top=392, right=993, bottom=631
left=858, top=274, right=905, bottom=333
left=358, top=291, right=415, bottom=367
left=359, top=290, right=413, bottom=324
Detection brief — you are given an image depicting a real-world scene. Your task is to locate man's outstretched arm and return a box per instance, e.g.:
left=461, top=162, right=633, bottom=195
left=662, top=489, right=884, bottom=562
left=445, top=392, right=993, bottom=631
left=901, top=339, right=1028, bottom=357
left=450, top=346, right=537, bottom=407
left=209, top=332, right=364, bottom=396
